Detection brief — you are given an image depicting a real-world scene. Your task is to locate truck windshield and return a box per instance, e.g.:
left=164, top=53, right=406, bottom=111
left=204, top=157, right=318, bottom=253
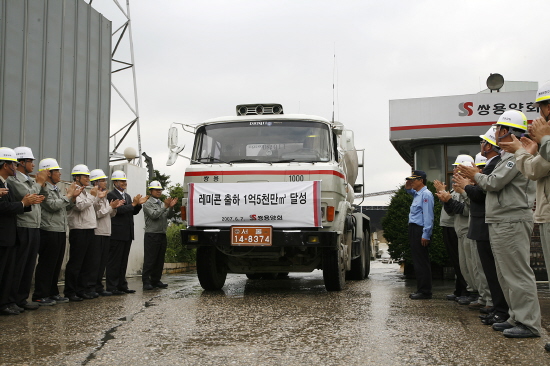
left=193, top=121, right=331, bottom=163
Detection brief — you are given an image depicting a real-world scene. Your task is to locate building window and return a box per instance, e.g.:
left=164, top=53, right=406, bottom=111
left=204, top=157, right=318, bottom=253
left=414, top=145, right=444, bottom=183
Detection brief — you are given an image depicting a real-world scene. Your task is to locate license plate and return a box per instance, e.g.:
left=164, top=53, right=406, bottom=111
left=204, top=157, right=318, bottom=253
left=231, top=226, right=272, bottom=246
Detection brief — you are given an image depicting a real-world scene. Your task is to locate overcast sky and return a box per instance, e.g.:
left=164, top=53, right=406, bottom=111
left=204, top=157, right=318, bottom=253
left=91, top=0, right=549, bottom=205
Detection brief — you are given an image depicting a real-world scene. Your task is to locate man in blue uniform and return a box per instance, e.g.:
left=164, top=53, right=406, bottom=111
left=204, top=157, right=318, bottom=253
left=405, top=170, right=435, bottom=300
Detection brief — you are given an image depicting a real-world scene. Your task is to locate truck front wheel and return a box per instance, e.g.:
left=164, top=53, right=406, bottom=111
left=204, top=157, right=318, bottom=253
left=323, top=236, right=346, bottom=291
left=197, top=246, right=228, bottom=290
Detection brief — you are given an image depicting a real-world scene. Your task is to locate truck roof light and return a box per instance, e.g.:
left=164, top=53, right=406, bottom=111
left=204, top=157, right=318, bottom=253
left=236, top=104, right=284, bottom=116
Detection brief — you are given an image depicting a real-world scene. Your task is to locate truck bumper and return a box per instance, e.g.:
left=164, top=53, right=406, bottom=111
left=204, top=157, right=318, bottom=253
left=181, top=228, right=338, bottom=249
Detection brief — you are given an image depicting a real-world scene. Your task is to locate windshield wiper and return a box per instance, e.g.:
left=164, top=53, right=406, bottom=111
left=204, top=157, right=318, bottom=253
left=194, top=157, right=232, bottom=164
left=229, top=158, right=264, bottom=163
left=273, top=159, right=296, bottom=163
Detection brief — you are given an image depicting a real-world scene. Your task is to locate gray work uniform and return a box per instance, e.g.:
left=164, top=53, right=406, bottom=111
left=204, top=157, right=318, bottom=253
left=33, top=181, right=74, bottom=300
left=515, top=147, right=550, bottom=288
left=7, top=170, right=48, bottom=306
left=474, top=151, right=540, bottom=335
left=445, top=191, right=490, bottom=305
left=142, top=197, right=173, bottom=286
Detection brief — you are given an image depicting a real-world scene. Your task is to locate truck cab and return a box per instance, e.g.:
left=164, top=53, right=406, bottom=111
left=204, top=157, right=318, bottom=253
left=176, top=103, right=371, bottom=291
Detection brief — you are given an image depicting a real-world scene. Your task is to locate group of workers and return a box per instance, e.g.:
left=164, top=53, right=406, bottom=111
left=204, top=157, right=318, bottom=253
left=406, top=81, right=550, bottom=339
left=0, top=148, right=176, bottom=316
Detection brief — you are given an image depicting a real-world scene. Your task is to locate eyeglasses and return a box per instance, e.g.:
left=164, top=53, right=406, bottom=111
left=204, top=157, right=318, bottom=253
left=480, top=140, right=486, bottom=145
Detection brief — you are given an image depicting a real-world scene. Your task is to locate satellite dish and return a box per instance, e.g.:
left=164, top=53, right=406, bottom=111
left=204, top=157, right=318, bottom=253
left=168, top=126, right=178, bottom=150
left=166, top=151, right=178, bottom=166
left=486, top=73, right=504, bottom=93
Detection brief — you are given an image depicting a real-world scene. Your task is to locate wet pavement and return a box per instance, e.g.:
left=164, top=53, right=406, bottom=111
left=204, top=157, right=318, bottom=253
left=1, top=263, right=550, bottom=365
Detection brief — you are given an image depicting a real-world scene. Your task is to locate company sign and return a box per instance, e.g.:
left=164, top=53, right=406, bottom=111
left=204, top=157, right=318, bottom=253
left=390, top=90, right=539, bottom=140
left=188, top=181, right=322, bottom=228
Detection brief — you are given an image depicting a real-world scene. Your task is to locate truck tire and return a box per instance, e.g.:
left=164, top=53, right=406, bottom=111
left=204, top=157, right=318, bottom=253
left=348, top=237, right=367, bottom=280
left=197, top=246, right=227, bottom=290
left=323, top=237, right=346, bottom=291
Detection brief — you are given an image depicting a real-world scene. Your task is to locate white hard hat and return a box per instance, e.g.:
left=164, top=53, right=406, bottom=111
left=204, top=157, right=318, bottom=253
left=111, top=170, right=127, bottom=180
left=0, top=147, right=17, bottom=162
left=39, top=158, right=62, bottom=171
left=148, top=180, right=163, bottom=190
left=480, top=126, right=498, bottom=146
left=90, top=169, right=107, bottom=181
left=535, top=81, right=550, bottom=106
left=453, top=154, right=474, bottom=167
left=475, top=153, right=487, bottom=166
left=496, top=110, right=528, bottom=131
left=71, top=164, right=90, bottom=175
left=14, top=146, right=35, bottom=160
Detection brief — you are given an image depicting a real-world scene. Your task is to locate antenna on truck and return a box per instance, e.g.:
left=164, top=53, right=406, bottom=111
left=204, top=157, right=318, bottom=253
left=331, top=45, right=339, bottom=123
left=332, top=49, right=336, bottom=123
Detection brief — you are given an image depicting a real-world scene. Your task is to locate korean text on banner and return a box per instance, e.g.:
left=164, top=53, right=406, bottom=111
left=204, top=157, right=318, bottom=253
left=188, top=181, right=322, bottom=228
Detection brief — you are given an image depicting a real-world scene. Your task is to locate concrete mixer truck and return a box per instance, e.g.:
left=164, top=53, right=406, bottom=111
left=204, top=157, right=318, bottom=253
left=171, top=103, right=371, bottom=291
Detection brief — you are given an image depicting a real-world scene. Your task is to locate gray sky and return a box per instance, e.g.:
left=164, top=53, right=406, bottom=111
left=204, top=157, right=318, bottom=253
left=92, top=0, right=549, bottom=204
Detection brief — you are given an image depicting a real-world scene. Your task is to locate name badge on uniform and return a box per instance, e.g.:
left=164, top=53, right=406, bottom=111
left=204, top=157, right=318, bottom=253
left=505, top=161, right=515, bottom=169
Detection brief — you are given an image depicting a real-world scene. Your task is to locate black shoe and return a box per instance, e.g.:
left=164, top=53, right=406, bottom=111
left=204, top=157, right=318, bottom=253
left=0, top=307, right=19, bottom=315
left=481, top=314, right=508, bottom=326
left=479, top=306, right=494, bottom=314
left=34, top=297, right=57, bottom=306
left=503, top=323, right=540, bottom=338
left=49, top=295, right=69, bottom=303
left=67, top=295, right=83, bottom=302
left=119, top=288, right=136, bottom=294
left=479, top=312, right=495, bottom=320
left=86, top=292, right=99, bottom=298
left=457, top=296, right=471, bottom=305
left=410, top=292, right=432, bottom=300
left=19, top=302, right=39, bottom=310
left=153, top=282, right=168, bottom=289
left=446, top=294, right=457, bottom=301
left=77, top=293, right=94, bottom=300
left=110, top=290, right=126, bottom=295
left=10, top=304, right=24, bottom=312
left=143, top=284, right=154, bottom=291
left=545, top=343, right=550, bottom=352
left=492, top=321, right=515, bottom=332
left=98, top=291, right=112, bottom=296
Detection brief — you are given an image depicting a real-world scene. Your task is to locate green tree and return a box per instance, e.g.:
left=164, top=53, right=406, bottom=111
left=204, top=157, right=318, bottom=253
left=165, top=223, right=196, bottom=263
left=167, top=183, right=184, bottom=221
left=382, top=181, right=446, bottom=266
left=148, top=169, right=171, bottom=191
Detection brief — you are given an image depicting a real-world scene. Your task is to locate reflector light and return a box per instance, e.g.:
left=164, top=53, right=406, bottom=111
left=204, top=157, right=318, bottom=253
left=308, top=236, right=319, bottom=243
left=327, top=206, right=335, bottom=222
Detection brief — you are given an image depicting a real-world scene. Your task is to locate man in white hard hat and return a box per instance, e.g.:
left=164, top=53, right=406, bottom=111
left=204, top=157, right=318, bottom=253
left=455, top=131, right=509, bottom=326
left=0, top=147, right=44, bottom=315
left=89, top=169, right=122, bottom=296
left=5, top=147, right=49, bottom=312
left=436, top=155, right=491, bottom=310
left=434, top=178, right=467, bottom=302
left=106, top=170, right=148, bottom=295
left=142, top=181, right=177, bottom=290
left=459, top=110, right=540, bottom=338
left=501, top=82, right=550, bottom=303
left=64, top=164, right=102, bottom=302
left=32, top=159, right=83, bottom=306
